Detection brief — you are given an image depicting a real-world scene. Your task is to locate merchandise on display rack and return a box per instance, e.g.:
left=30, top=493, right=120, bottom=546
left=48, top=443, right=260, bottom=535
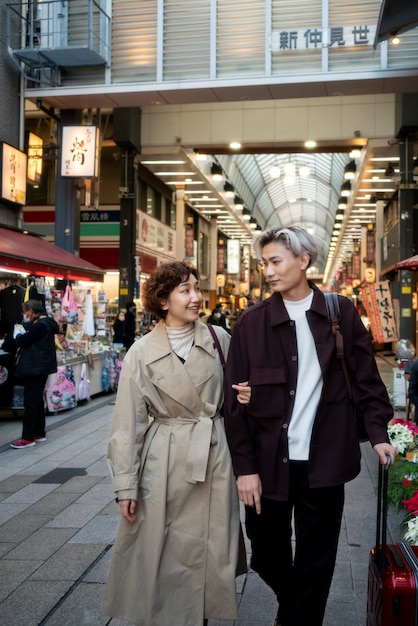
left=0, top=272, right=126, bottom=415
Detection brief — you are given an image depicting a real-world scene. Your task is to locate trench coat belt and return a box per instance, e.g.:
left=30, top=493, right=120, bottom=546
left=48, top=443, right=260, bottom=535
left=153, top=414, right=220, bottom=484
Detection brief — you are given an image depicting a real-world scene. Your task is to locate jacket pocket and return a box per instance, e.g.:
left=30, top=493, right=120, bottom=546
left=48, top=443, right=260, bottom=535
left=248, top=367, right=287, bottom=418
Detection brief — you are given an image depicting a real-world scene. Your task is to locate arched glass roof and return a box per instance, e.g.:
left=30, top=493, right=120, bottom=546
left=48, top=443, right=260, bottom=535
left=216, top=152, right=349, bottom=270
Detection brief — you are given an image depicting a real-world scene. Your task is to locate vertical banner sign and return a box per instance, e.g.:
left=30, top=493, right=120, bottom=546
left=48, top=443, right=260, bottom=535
left=61, top=126, right=99, bottom=178
left=27, top=132, right=43, bottom=184
left=241, top=244, right=250, bottom=293
left=366, top=230, right=375, bottom=264
left=1, top=142, right=27, bottom=205
left=217, top=246, right=225, bottom=272
left=185, top=224, right=195, bottom=258
left=352, top=251, right=361, bottom=278
left=360, top=280, right=398, bottom=343
left=227, top=239, right=240, bottom=275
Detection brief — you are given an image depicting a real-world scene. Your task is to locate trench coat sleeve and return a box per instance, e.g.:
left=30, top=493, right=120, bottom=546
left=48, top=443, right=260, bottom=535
left=339, top=296, right=393, bottom=445
left=106, top=355, right=149, bottom=501
left=223, top=312, right=257, bottom=477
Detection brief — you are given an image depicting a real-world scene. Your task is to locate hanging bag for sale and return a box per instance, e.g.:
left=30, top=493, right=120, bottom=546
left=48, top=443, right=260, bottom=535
left=60, top=285, right=79, bottom=325
left=45, top=367, right=77, bottom=412
left=78, top=362, right=90, bottom=402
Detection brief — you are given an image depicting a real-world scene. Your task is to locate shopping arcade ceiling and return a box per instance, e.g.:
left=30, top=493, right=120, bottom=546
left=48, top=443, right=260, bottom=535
left=137, top=138, right=405, bottom=285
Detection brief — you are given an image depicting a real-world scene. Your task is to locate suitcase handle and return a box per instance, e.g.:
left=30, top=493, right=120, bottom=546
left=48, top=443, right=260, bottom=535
left=375, top=455, right=391, bottom=570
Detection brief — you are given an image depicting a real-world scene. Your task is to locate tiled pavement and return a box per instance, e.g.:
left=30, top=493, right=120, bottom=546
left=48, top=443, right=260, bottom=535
left=0, top=353, right=407, bottom=626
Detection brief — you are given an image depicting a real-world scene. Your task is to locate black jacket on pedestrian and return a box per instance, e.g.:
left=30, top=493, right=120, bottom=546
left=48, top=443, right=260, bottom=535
left=15, top=316, right=59, bottom=378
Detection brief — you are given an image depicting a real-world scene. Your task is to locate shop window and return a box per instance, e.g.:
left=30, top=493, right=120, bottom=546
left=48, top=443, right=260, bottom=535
left=165, top=198, right=176, bottom=228
left=146, top=185, right=161, bottom=220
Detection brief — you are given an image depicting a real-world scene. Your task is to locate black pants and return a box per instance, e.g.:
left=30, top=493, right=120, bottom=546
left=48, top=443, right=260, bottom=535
left=245, top=461, right=345, bottom=626
left=22, top=374, right=48, bottom=441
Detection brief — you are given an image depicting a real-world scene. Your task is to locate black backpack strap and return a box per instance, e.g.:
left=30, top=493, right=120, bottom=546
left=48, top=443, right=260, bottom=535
left=324, top=293, right=352, bottom=399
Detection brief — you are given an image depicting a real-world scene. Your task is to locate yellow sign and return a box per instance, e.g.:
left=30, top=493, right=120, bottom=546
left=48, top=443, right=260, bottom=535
left=402, top=286, right=412, bottom=294
left=401, top=308, right=411, bottom=317
left=364, top=267, right=375, bottom=283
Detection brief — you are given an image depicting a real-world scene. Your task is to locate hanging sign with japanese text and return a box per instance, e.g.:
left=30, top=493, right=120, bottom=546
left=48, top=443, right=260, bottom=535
left=0, top=142, right=27, bottom=205
left=61, top=126, right=99, bottom=178
left=360, top=281, right=398, bottom=344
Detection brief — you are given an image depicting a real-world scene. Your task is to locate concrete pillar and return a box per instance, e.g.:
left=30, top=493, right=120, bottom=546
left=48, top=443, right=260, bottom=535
left=175, top=189, right=185, bottom=259
left=55, top=109, right=82, bottom=253
left=209, top=216, right=218, bottom=310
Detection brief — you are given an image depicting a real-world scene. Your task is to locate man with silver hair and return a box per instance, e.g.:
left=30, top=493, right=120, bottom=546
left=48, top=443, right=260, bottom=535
left=224, top=225, right=396, bottom=626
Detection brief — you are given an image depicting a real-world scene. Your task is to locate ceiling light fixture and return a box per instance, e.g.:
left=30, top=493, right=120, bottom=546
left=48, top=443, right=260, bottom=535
left=344, top=160, right=357, bottom=180
left=234, top=196, right=244, bottom=210
left=229, top=141, right=242, bottom=150
left=305, top=140, right=317, bottom=149
left=338, top=197, right=348, bottom=209
left=223, top=182, right=235, bottom=198
left=210, top=163, right=223, bottom=181
left=340, top=181, right=352, bottom=197
left=270, top=165, right=281, bottom=179
left=385, top=162, right=396, bottom=177
left=349, top=148, right=362, bottom=159
left=391, top=32, right=400, bottom=45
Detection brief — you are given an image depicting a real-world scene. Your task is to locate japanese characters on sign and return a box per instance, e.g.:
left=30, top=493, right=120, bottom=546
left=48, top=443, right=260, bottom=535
left=360, top=280, right=398, bottom=344
left=61, top=126, right=99, bottom=178
left=136, top=210, right=176, bottom=258
left=81, top=210, right=120, bottom=223
left=1, top=142, right=27, bottom=205
left=271, top=25, right=376, bottom=51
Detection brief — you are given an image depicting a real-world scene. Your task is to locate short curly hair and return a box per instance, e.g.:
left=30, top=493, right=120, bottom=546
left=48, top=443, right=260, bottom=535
left=142, top=261, right=200, bottom=320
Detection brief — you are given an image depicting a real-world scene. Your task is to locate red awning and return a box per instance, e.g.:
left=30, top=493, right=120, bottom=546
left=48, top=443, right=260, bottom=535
left=396, top=255, right=418, bottom=271
left=0, top=227, right=105, bottom=282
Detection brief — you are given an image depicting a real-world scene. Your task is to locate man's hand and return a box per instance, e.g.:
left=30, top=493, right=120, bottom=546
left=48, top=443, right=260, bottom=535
left=118, top=498, right=137, bottom=523
left=237, top=473, right=262, bottom=514
left=373, top=442, right=398, bottom=466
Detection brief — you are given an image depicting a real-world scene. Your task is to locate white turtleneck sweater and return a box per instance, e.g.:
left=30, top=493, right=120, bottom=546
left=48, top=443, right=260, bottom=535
left=164, top=322, right=195, bottom=361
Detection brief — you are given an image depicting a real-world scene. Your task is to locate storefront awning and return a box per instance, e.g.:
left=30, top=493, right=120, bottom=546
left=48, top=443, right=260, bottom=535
left=0, top=227, right=105, bottom=282
left=396, top=254, right=418, bottom=271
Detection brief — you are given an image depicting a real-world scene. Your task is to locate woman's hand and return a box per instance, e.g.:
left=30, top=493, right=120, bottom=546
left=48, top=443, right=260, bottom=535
left=118, top=498, right=137, bottom=523
left=232, top=381, right=251, bottom=405
left=237, top=473, right=262, bottom=514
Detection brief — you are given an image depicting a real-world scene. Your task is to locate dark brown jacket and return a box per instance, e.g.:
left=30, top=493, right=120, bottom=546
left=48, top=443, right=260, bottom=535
left=224, top=283, right=393, bottom=500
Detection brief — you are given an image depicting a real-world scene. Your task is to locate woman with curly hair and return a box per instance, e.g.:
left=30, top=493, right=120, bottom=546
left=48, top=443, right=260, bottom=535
left=103, top=260, right=248, bottom=626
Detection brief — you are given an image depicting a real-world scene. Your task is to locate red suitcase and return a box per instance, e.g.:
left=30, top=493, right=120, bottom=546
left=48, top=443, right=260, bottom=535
left=367, top=459, right=418, bottom=625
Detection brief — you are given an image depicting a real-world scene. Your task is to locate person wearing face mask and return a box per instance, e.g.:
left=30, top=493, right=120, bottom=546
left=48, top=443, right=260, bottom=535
left=206, top=307, right=222, bottom=326
left=11, top=299, right=59, bottom=449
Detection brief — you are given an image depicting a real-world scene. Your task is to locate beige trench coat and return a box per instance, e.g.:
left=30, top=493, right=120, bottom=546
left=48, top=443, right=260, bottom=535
left=102, top=320, right=244, bottom=626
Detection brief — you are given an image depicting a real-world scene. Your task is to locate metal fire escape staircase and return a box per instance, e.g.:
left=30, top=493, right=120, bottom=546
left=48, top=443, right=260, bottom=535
left=6, top=0, right=110, bottom=87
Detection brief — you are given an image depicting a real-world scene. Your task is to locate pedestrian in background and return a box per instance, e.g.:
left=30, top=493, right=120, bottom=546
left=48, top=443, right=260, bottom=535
left=11, top=299, right=59, bottom=449
left=103, top=260, right=247, bottom=626
left=206, top=307, right=222, bottom=325
left=224, top=225, right=396, bottom=626
left=112, top=311, right=127, bottom=347
left=124, top=301, right=137, bottom=349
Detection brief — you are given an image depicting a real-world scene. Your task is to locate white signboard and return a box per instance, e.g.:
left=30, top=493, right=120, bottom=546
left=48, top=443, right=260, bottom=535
left=227, top=239, right=240, bottom=275
left=137, top=211, right=176, bottom=257
left=61, top=126, right=99, bottom=178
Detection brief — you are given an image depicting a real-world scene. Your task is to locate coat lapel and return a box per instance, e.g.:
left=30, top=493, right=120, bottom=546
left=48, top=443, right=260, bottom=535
left=143, top=321, right=216, bottom=416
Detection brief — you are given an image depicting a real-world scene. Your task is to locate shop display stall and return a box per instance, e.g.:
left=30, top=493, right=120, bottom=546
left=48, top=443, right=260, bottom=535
left=0, top=226, right=125, bottom=415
